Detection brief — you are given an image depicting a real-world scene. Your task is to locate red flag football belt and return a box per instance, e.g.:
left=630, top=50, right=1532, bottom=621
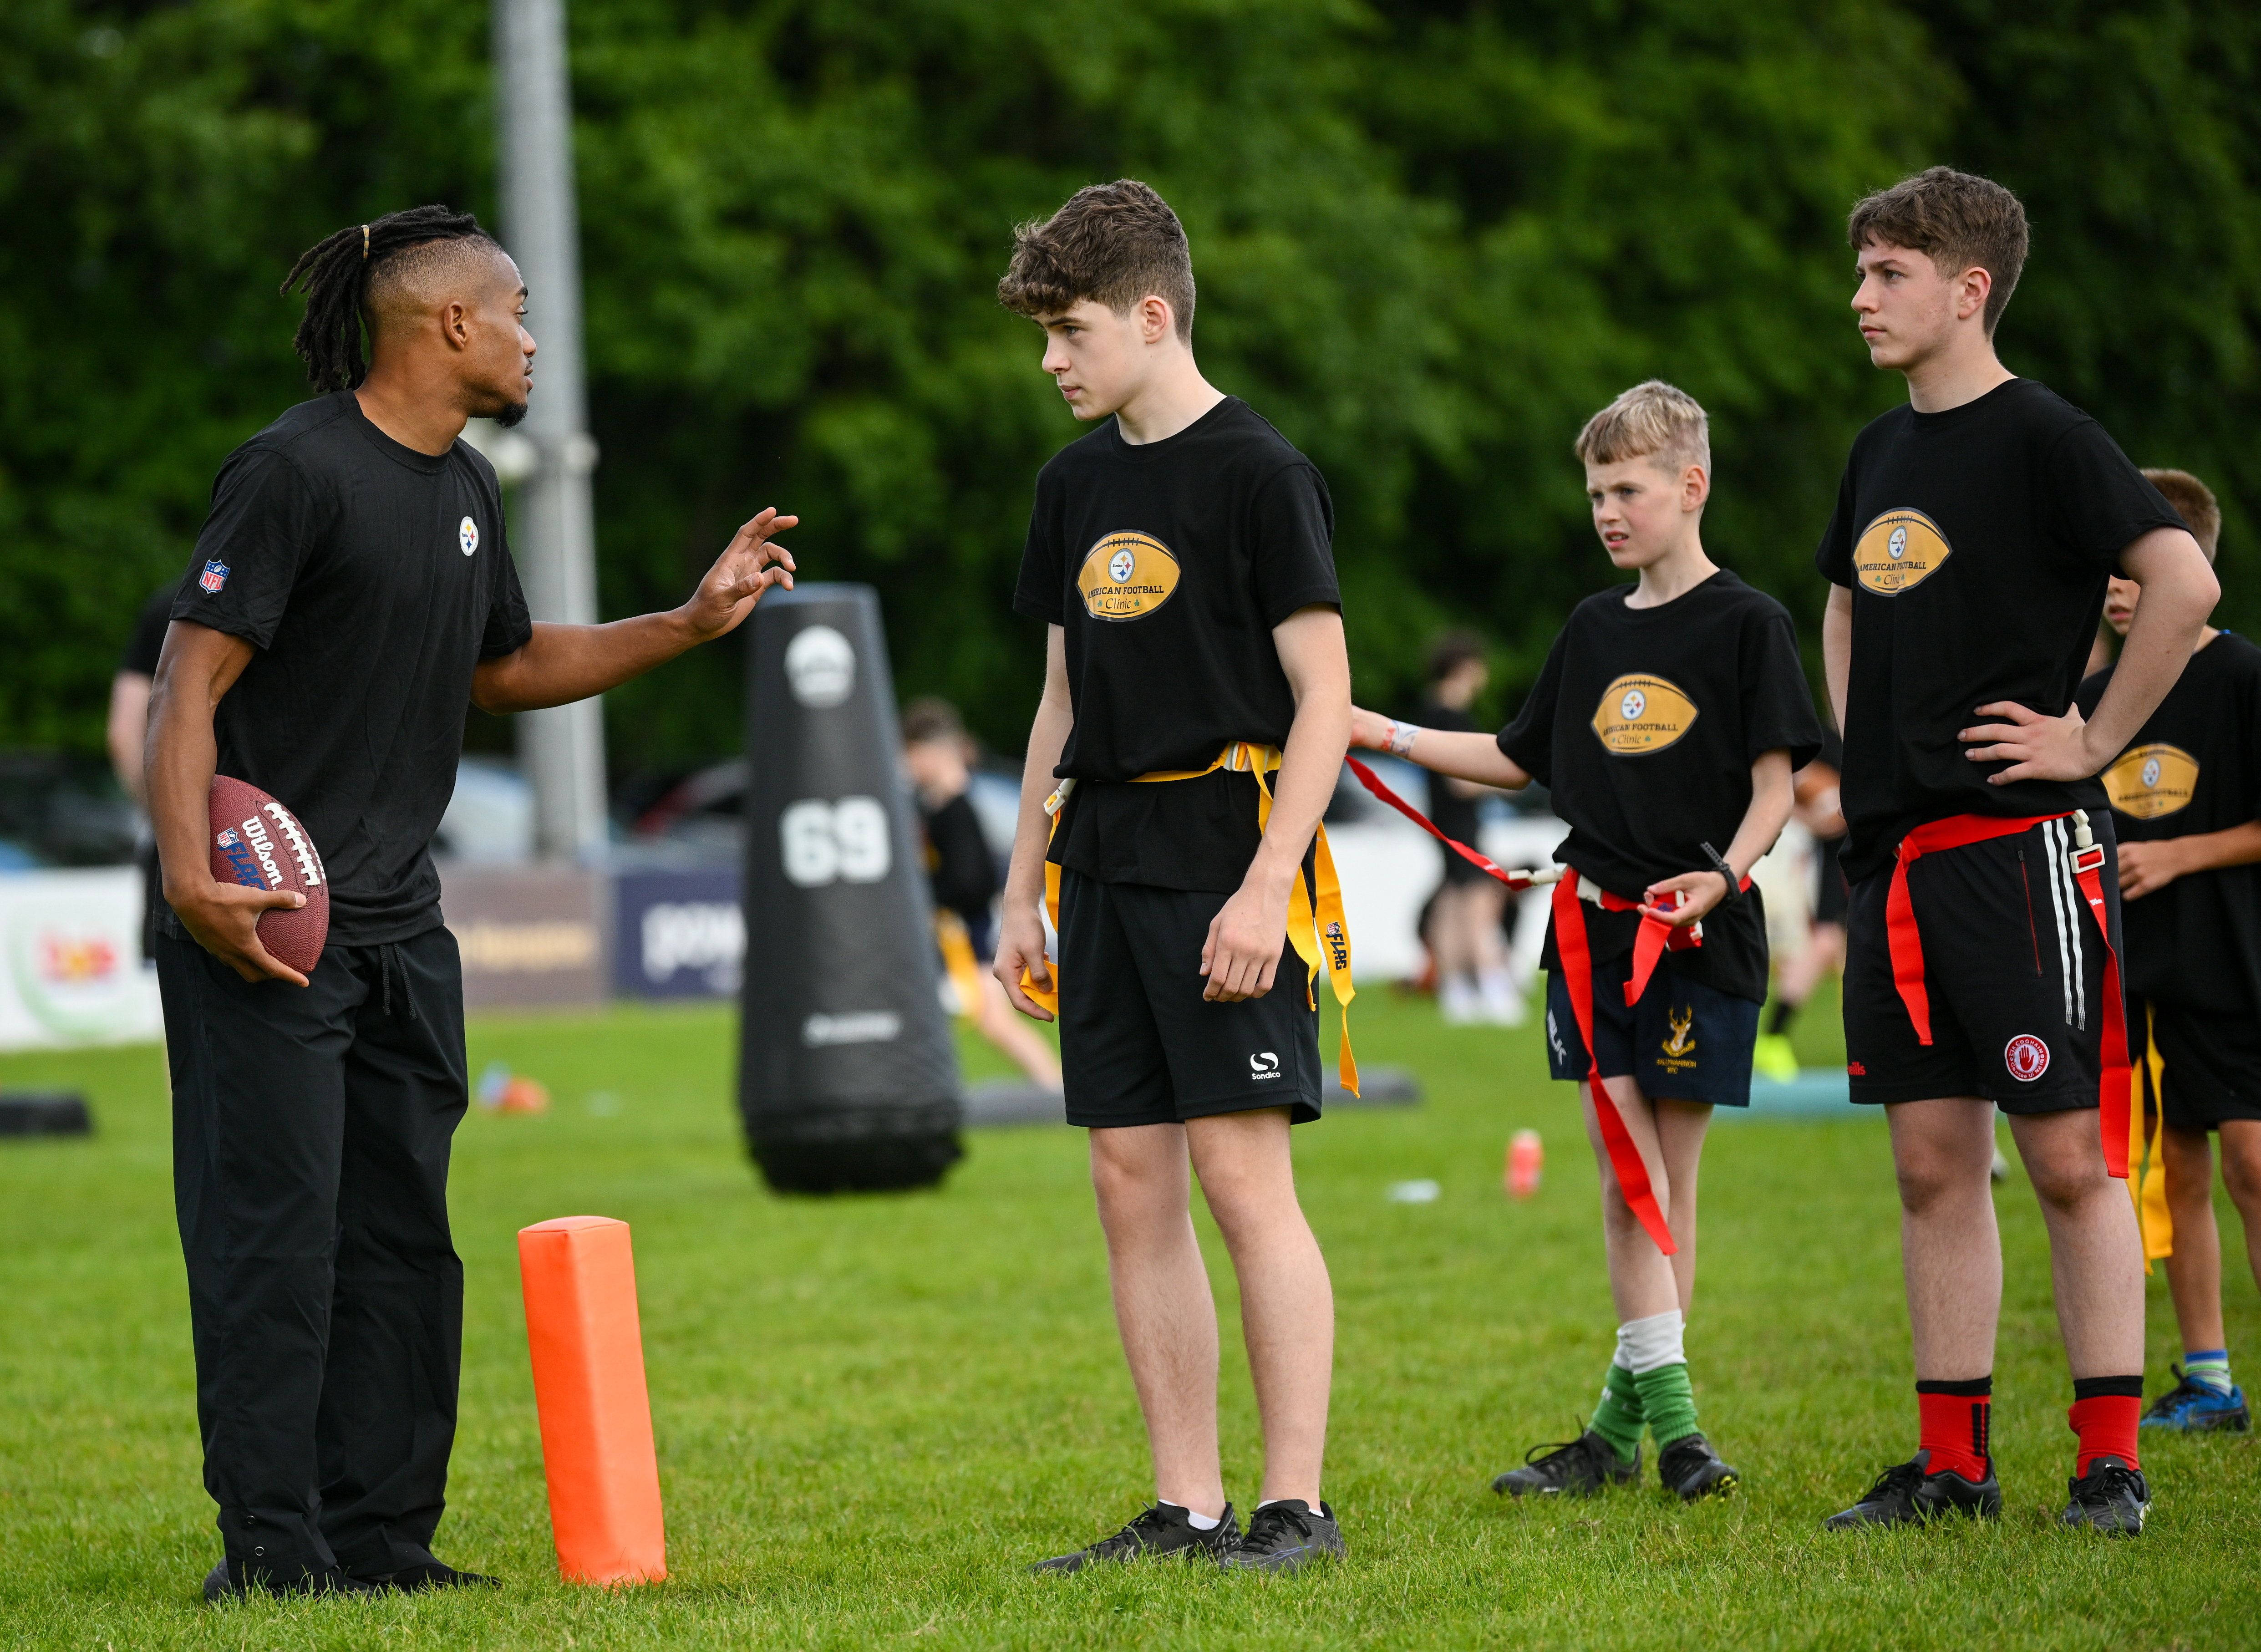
left=1347, top=756, right=1743, bottom=1255
left=1886, top=810, right=2130, bottom=1179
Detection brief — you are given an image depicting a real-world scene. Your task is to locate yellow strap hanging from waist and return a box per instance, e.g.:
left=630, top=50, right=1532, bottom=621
left=1019, top=741, right=1357, bottom=1097
left=935, top=910, right=987, bottom=1020
left=2128, top=1004, right=2173, bottom=1269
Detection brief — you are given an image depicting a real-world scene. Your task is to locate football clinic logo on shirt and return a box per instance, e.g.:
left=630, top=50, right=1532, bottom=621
left=1076, top=532, right=1180, bottom=621
left=1590, top=674, right=1700, bottom=755
left=1851, top=508, right=1952, bottom=595
left=2102, top=742, right=2200, bottom=819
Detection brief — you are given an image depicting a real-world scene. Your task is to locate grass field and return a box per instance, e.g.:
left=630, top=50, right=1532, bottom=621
left=1, top=983, right=2256, bottom=1650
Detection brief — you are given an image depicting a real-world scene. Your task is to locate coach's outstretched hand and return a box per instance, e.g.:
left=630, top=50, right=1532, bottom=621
left=679, top=508, right=798, bottom=641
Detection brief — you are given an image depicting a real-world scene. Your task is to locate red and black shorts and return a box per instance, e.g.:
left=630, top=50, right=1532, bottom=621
left=2130, top=992, right=2261, bottom=1133
left=1844, top=813, right=2122, bottom=1113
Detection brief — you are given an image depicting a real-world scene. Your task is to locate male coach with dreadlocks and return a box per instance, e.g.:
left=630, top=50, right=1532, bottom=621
left=145, top=205, right=798, bottom=1601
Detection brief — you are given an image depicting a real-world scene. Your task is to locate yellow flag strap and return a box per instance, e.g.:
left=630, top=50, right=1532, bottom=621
left=2128, top=1004, right=2173, bottom=1270
left=1018, top=742, right=1357, bottom=1096
left=935, top=909, right=987, bottom=1020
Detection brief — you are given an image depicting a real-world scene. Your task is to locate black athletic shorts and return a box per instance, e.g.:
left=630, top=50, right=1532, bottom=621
left=2130, top=992, right=2261, bottom=1132
left=1813, top=834, right=1848, bottom=927
left=1844, top=813, right=2122, bottom=1112
left=1543, top=949, right=1760, bottom=1108
left=1056, top=868, right=1323, bottom=1129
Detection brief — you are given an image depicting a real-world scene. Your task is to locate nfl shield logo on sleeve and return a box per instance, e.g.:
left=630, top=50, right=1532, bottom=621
left=198, top=560, right=229, bottom=594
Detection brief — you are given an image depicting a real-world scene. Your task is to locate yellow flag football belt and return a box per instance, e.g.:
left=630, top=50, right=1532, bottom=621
left=2128, top=1004, right=2173, bottom=1271
left=1019, top=742, right=1358, bottom=1098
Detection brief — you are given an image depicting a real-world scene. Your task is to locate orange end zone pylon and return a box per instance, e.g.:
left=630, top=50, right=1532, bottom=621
left=518, top=1215, right=668, bottom=1584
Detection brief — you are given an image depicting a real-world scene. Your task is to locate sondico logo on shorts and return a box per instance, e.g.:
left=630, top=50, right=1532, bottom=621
left=1590, top=674, right=1699, bottom=755
left=1851, top=508, right=1952, bottom=595
left=2005, top=1034, right=2051, bottom=1083
left=2101, top=742, right=2199, bottom=820
left=1077, top=532, right=1180, bottom=620
left=1250, top=1052, right=1282, bottom=1081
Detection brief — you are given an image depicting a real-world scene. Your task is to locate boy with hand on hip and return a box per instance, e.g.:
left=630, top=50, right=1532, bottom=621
left=992, top=180, right=1352, bottom=1575
left=2076, top=468, right=2261, bottom=1437
left=1814, top=168, right=2215, bottom=1536
left=1353, top=381, right=1819, bottom=1503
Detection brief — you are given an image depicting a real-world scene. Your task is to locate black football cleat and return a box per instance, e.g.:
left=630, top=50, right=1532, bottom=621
left=1218, top=1500, right=1345, bottom=1573
left=1656, top=1432, right=1739, bottom=1501
left=363, top=1561, right=503, bottom=1591
left=1029, top=1502, right=1240, bottom=1574
left=2061, top=1456, right=2149, bottom=1535
left=1491, top=1430, right=1640, bottom=1499
left=203, top=1558, right=382, bottom=1602
left=1824, top=1451, right=2001, bottom=1530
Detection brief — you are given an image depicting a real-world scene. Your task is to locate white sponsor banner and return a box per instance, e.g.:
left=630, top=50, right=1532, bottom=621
left=0, top=868, right=163, bottom=1050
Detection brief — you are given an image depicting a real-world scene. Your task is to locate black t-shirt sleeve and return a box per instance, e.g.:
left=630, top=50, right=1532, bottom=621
left=481, top=534, right=534, bottom=659
left=119, top=584, right=178, bottom=676
left=2044, top=420, right=2189, bottom=572
left=1012, top=468, right=1067, bottom=625
left=1497, top=629, right=1568, bottom=785
left=924, top=793, right=999, bottom=917
left=173, top=446, right=322, bottom=648
left=1739, top=606, right=1824, bottom=768
left=1248, top=463, right=1341, bottom=626
left=1814, top=462, right=1857, bottom=586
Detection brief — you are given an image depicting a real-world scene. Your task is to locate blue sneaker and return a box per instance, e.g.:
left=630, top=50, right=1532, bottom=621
left=2140, top=1367, right=2251, bottom=1433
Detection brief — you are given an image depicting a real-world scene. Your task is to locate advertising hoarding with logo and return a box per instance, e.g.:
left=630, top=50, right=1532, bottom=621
left=614, top=869, right=743, bottom=999
left=439, top=863, right=609, bottom=1011
left=0, top=869, right=163, bottom=1050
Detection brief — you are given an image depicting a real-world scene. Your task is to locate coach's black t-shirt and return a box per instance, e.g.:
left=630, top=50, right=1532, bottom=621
left=1815, top=378, right=2187, bottom=882
left=1014, top=396, right=1341, bottom=892
left=121, top=582, right=178, bottom=676
left=173, top=391, right=533, bottom=944
left=2077, top=632, right=2261, bottom=1017
left=1498, top=570, right=1822, bottom=1001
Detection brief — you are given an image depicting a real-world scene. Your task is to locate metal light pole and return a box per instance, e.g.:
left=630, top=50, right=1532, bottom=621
left=494, top=0, right=609, bottom=861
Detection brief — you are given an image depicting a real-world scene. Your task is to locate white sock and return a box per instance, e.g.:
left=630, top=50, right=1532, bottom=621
left=1477, top=965, right=1523, bottom=1024
left=1617, top=1309, right=1687, bottom=1375
left=1440, top=975, right=1478, bottom=1023
left=1160, top=1502, right=1222, bottom=1530
left=1255, top=1497, right=1314, bottom=1512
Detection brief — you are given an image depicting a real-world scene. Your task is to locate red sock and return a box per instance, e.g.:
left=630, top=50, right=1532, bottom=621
left=2068, top=1377, right=2144, bottom=1475
left=1915, top=1378, right=1991, bottom=1480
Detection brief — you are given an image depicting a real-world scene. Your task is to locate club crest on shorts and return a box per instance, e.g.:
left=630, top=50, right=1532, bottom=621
left=2101, top=741, right=2199, bottom=819
left=459, top=515, right=480, bottom=556
left=1852, top=508, right=1953, bottom=595
left=1077, top=532, right=1180, bottom=621
left=2005, top=1033, right=2051, bottom=1082
left=1590, top=673, right=1698, bottom=755
left=198, top=559, right=229, bottom=594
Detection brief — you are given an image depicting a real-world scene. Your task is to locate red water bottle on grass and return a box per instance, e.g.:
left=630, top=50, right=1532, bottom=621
left=1505, top=1129, right=1543, bottom=1199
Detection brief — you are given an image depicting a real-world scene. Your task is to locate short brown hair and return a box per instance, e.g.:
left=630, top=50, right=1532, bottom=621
left=2142, top=468, right=2221, bottom=561
left=1848, top=167, right=2029, bottom=334
left=997, top=180, right=1197, bottom=340
left=1574, top=381, right=1710, bottom=478
left=901, top=696, right=969, bottom=747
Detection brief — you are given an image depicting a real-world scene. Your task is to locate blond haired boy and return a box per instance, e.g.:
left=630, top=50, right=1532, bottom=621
left=1352, top=381, right=1820, bottom=1500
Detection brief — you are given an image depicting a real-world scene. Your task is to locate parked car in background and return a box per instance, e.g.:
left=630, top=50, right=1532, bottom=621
left=0, top=755, right=138, bottom=869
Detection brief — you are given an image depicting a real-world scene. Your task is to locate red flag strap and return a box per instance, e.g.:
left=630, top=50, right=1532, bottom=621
left=1552, top=878, right=1677, bottom=1255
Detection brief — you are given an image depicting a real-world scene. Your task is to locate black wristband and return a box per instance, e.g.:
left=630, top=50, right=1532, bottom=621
left=1700, top=841, right=1742, bottom=903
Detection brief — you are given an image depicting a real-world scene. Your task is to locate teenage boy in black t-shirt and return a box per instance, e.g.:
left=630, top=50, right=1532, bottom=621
left=2075, top=470, right=2261, bottom=1436
left=1812, top=169, right=2217, bottom=1536
left=145, top=208, right=798, bottom=1600
left=1352, top=381, right=1820, bottom=1504
left=992, top=181, right=1352, bottom=1576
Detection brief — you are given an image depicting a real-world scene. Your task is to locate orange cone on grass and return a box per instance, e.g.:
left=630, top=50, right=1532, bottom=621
left=518, top=1215, right=667, bottom=1583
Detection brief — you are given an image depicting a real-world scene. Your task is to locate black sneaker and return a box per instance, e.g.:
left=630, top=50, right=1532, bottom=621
left=2062, top=1456, right=2149, bottom=1535
left=1823, top=1451, right=2001, bottom=1530
left=202, top=1558, right=382, bottom=1602
left=360, top=1561, right=503, bottom=1591
left=1029, top=1502, right=1240, bottom=1574
left=1491, top=1430, right=1640, bottom=1498
left=1219, top=1500, right=1345, bottom=1573
left=1656, top=1432, right=1738, bottom=1501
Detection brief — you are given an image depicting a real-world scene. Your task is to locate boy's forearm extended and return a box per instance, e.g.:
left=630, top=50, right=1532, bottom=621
left=1823, top=585, right=1852, bottom=733
left=1349, top=707, right=1528, bottom=788
left=1723, top=749, right=1795, bottom=880
left=2163, top=820, right=2261, bottom=876
left=2082, top=528, right=2218, bottom=767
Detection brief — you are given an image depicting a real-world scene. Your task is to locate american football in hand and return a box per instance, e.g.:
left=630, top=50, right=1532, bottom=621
left=208, top=775, right=330, bottom=975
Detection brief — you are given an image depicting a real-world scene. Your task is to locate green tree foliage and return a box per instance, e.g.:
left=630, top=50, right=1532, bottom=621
left=3, top=0, right=2256, bottom=771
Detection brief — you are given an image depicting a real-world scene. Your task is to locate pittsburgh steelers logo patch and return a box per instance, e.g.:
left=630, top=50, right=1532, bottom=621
left=2101, top=742, right=2199, bottom=819
left=459, top=516, right=480, bottom=557
left=1077, top=532, right=1180, bottom=621
left=1852, top=508, right=1952, bottom=595
left=2005, top=1034, right=2050, bottom=1083
left=1590, top=673, right=1699, bottom=755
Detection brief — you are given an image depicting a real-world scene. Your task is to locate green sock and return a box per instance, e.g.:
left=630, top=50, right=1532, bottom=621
left=1632, top=1362, right=1701, bottom=1449
left=1590, top=1364, right=1645, bottom=1462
